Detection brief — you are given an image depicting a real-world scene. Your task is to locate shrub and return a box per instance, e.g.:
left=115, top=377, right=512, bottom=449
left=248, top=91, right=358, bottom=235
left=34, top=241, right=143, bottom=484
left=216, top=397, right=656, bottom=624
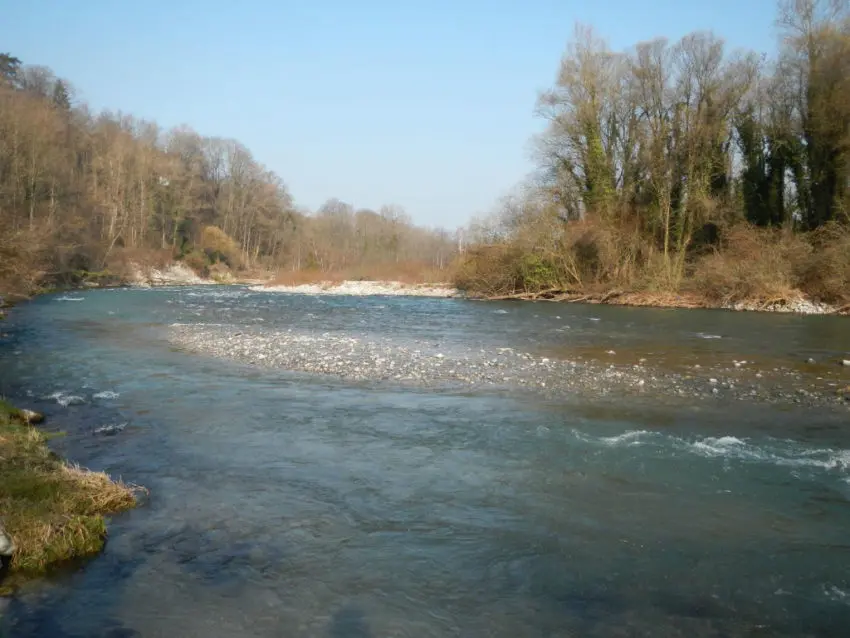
left=690, top=225, right=810, bottom=303
left=200, top=226, right=241, bottom=268
left=796, top=223, right=850, bottom=305
left=208, top=261, right=234, bottom=283
left=454, top=245, right=525, bottom=296
left=516, top=254, right=560, bottom=291
left=181, top=249, right=210, bottom=277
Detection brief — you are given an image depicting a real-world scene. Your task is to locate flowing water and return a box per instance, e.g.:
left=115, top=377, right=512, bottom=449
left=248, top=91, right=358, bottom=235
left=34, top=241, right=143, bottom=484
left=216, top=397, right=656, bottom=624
left=1, top=286, right=849, bottom=637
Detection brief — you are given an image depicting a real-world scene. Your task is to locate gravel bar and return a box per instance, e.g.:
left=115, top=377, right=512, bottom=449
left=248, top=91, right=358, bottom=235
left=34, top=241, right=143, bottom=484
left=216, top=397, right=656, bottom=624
left=169, top=324, right=850, bottom=409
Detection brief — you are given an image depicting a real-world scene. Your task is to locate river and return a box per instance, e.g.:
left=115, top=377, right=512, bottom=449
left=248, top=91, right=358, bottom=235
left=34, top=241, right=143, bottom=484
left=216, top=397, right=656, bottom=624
left=0, top=286, right=849, bottom=637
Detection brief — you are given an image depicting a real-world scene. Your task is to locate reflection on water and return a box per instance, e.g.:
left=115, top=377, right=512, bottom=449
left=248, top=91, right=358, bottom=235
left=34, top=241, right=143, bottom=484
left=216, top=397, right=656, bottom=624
left=0, top=287, right=849, bottom=637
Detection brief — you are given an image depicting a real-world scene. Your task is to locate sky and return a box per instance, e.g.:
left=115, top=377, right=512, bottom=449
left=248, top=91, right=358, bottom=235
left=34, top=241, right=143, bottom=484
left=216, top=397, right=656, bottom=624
left=2, top=0, right=781, bottom=229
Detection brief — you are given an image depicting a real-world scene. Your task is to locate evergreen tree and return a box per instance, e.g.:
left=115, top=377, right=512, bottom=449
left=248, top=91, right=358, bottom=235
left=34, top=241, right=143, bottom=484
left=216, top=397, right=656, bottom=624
left=51, top=79, right=71, bottom=111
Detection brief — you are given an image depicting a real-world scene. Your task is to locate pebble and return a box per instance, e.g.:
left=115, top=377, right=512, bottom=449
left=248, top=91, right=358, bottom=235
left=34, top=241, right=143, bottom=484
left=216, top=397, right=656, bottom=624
left=167, top=325, right=850, bottom=409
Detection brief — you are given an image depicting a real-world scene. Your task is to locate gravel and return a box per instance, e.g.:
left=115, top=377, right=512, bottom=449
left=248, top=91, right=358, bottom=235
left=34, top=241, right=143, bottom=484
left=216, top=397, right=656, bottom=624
left=169, top=324, right=850, bottom=409
left=249, top=281, right=458, bottom=297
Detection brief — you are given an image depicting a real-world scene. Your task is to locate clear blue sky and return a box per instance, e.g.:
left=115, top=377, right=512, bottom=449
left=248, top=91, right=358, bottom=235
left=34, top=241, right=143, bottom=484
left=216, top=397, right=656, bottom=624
left=2, top=0, right=780, bottom=228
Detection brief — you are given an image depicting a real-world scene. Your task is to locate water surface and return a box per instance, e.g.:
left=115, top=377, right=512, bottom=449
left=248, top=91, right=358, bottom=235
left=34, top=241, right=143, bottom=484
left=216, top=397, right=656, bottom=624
left=1, top=287, right=849, bottom=637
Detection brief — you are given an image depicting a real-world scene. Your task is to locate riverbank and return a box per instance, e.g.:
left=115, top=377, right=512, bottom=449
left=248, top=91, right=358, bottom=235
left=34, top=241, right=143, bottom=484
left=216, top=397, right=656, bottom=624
left=473, top=288, right=849, bottom=316
left=0, top=261, right=271, bottom=314
left=0, top=400, right=142, bottom=595
left=4, top=267, right=849, bottom=317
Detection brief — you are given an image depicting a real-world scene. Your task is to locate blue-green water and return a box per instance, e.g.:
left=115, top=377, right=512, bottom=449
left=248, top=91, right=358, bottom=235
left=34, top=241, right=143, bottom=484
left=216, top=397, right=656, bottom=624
left=1, top=286, right=849, bottom=637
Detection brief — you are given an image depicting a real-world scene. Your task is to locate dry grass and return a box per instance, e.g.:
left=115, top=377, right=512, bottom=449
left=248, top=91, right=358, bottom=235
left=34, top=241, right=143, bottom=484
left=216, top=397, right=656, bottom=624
left=796, top=223, right=850, bottom=305
left=690, top=225, right=809, bottom=304
left=691, top=223, right=850, bottom=307
left=0, top=399, right=142, bottom=593
left=269, top=262, right=453, bottom=287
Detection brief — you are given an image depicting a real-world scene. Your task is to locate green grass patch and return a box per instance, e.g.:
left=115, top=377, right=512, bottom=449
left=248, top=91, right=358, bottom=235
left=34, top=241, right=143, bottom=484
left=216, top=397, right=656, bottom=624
left=0, top=399, right=142, bottom=594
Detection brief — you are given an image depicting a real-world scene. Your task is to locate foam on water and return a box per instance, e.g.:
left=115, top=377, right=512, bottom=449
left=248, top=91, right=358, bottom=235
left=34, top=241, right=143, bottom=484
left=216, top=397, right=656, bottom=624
left=47, top=391, right=86, bottom=407
left=824, top=585, right=849, bottom=605
left=56, top=296, right=85, bottom=302
left=185, top=290, right=247, bottom=300
left=696, top=332, right=723, bottom=339
left=599, top=430, right=656, bottom=446
left=574, top=429, right=850, bottom=480
left=93, top=422, right=127, bottom=436
left=93, top=390, right=120, bottom=400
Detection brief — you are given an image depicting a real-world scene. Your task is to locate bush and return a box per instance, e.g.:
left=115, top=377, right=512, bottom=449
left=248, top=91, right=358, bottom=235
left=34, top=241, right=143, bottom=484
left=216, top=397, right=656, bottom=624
left=796, top=223, right=850, bottom=305
left=181, top=249, right=210, bottom=277
left=690, top=225, right=811, bottom=303
left=208, top=261, right=234, bottom=283
left=454, top=218, right=654, bottom=296
left=454, top=245, right=525, bottom=296
left=516, top=254, right=560, bottom=291
left=200, top=226, right=241, bottom=268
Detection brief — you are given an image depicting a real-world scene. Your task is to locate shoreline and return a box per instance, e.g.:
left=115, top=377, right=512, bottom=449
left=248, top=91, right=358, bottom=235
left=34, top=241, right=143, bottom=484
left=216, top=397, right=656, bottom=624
left=471, top=288, right=850, bottom=317
left=0, top=399, right=143, bottom=596
left=3, top=265, right=849, bottom=317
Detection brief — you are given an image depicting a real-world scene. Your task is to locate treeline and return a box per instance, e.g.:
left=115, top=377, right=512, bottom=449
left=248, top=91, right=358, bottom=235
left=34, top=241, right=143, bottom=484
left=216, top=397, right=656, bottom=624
left=457, top=0, right=850, bottom=306
left=0, top=56, right=456, bottom=295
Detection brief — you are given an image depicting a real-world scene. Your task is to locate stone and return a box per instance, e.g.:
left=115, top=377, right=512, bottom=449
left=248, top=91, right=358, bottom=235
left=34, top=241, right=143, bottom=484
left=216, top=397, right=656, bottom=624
left=0, top=520, right=14, bottom=557
left=842, top=360, right=850, bottom=367
left=806, top=358, right=816, bottom=364
left=13, top=409, right=44, bottom=425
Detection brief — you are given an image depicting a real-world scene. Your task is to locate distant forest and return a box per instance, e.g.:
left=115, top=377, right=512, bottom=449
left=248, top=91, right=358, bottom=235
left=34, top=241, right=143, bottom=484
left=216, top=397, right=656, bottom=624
left=0, top=56, right=457, bottom=295
left=2, top=0, right=849, bottom=307
left=458, top=0, right=850, bottom=306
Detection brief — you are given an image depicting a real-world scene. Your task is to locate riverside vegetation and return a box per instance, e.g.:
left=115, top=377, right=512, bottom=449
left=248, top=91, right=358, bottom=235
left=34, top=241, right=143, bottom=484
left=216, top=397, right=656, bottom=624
left=0, top=59, right=457, bottom=302
left=0, top=399, right=141, bottom=595
left=2, top=1, right=850, bottom=313
left=455, top=0, right=850, bottom=312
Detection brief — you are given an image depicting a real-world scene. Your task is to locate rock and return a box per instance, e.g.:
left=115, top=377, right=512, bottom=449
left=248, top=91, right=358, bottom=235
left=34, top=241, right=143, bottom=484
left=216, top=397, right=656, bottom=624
left=842, top=360, right=850, bottom=367
left=806, top=358, right=816, bottom=364
left=12, top=409, right=44, bottom=425
left=0, top=519, right=15, bottom=557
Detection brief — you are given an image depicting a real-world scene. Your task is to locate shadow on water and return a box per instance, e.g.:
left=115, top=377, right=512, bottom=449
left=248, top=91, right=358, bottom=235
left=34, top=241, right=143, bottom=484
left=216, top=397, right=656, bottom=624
left=0, top=549, right=146, bottom=638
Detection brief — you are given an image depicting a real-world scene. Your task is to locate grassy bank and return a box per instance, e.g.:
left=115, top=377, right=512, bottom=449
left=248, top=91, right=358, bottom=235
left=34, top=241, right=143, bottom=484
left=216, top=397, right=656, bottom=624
left=0, top=399, right=141, bottom=595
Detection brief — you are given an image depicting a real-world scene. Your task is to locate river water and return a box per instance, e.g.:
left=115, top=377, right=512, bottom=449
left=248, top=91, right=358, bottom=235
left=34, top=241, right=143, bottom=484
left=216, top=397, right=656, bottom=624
left=1, top=286, right=849, bottom=637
